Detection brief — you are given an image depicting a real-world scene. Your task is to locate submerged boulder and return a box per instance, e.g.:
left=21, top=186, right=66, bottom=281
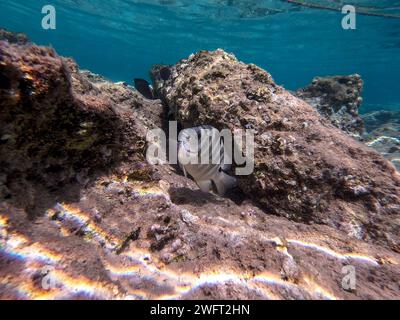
left=0, top=40, right=160, bottom=217
left=294, top=74, right=364, bottom=137
left=293, top=78, right=400, bottom=171
left=0, top=28, right=30, bottom=45
left=152, top=49, right=400, bottom=250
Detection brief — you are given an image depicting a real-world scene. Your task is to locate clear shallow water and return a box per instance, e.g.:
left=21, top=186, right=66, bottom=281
left=1, top=0, right=400, bottom=112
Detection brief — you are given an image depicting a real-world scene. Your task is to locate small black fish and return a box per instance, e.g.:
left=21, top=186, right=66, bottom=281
left=134, top=78, right=154, bottom=99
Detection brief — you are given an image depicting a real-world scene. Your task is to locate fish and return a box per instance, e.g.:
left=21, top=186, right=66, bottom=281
left=177, top=125, right=237, bottom=196
left=134, top=78, right=154, bottom=99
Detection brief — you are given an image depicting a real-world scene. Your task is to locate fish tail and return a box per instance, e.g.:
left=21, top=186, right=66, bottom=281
left=212, top=171, right=237, bottom=196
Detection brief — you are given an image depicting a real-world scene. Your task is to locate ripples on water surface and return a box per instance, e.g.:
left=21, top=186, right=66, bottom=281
left=1, top=0, right=400, bottom=110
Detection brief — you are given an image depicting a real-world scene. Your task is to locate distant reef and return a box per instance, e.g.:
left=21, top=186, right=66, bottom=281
left=294, top=74, right=364, bottom=138
left=1, top=30, right=399, bottom=300
left=294, top=75, right=400, bottom=171
left=0, top=28, right=29, bottom=45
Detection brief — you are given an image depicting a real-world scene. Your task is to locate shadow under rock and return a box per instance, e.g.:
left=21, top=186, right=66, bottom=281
left=168, top=185, right=247, bottom=207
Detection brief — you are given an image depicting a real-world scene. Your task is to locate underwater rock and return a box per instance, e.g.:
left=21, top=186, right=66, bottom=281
left=1, top=42, right=400, bottom=300
left=152, top=49, right=400, bottom=251
left=0, top=40, right=158, bottom=217
left=0, top=28, right=30, bottom=45
left=293, top=77, right=400, bottom=169
left=79, top=70, right=109, bottom=84
left=294, top=74, right=364, bottom=137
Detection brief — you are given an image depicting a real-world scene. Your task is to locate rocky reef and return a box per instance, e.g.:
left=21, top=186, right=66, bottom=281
left=0, top=28, right=29, bottom=45
left=294, top=74, right=364, bottom=137
left=293, top=75, right=400, bottom=172
left=0, top=40, right=162, bottom=218
left=153, top=50, right=399, bottom=250
left=1, top=38, right=400, bottom=299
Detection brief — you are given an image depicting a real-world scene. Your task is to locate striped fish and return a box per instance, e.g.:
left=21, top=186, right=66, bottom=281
left=177, top=125, right=237, bottom=196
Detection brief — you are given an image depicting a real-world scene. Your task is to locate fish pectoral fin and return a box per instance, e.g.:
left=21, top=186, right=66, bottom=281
left=196, top=180, right=213, bottom=193
left=212, top=172, right=237, bottom=196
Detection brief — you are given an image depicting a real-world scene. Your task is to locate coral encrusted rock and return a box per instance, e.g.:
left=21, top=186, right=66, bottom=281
left=0, top=28, right=30, bottom=45
left=0, top=40, right=160, bottom=217
left=294, top=74, right=364, bottom=137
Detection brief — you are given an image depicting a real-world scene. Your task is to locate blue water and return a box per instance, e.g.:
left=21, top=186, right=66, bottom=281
left=1, top=0, right=400, bottom=112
